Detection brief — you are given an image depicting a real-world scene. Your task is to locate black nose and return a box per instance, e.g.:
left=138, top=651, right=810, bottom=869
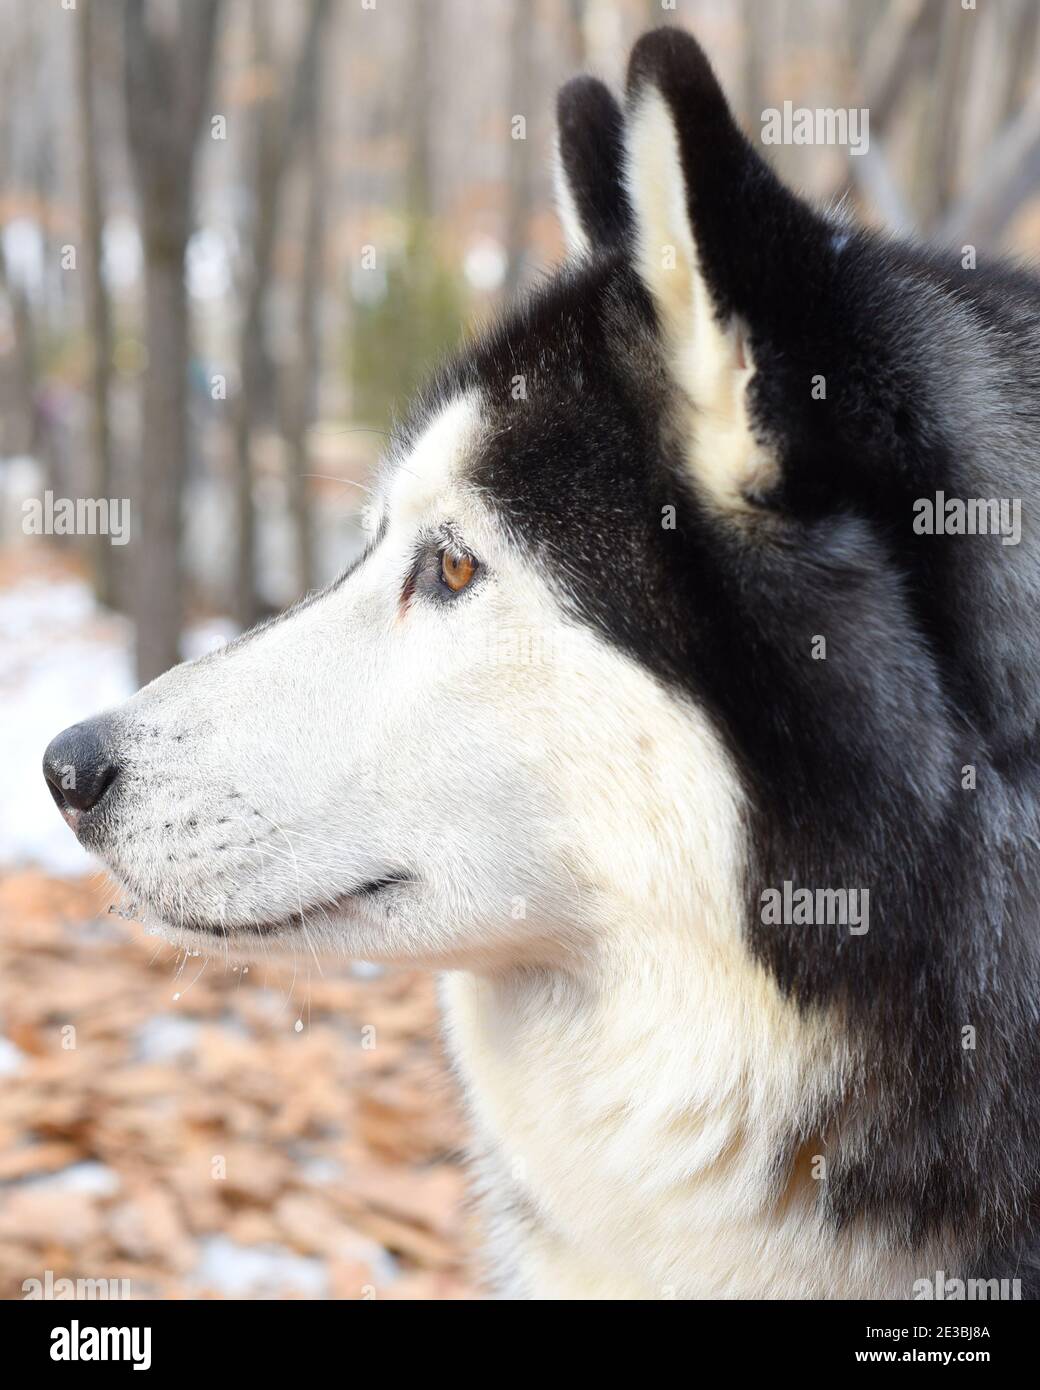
left=43, top=719, right=121, bottom=815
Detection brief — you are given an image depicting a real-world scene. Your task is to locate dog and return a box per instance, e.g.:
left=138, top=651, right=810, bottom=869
left=43, top=27, right=1040, bottom=1299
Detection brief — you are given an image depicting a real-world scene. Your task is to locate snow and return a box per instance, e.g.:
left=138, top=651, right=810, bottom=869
left=132, top=1015, right=204, bottom=1063
left=132, top=1011, right=248, bottom=1063
left=0, top=569, right=237, bottom=874
left=0, top=577, right=135, bottom=875
left=23, top=1161, right=123, bottom=1197
left=190, top=1234, right=329, bottom=1298
left=0, top=1035, right=26, bottom=1076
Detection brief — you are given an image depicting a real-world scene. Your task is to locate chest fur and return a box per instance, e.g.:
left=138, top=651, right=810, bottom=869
left=439, top=963, right=943, bottom=1299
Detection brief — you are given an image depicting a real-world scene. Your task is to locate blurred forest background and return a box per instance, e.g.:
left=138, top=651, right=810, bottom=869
left=4, top=0, right=1040, bottom=683
left=2, top=0, right=1040, bottom=1300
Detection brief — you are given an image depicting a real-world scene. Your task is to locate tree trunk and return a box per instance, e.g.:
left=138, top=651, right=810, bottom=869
left=503, top=0, right=535, bottom=301
left=564, top=0, right=586, bottom=68
left=281, top=4, right=330, bottom=599
left=282, top=122, right=323, bottom=598
left=76, top=0, right=116, bottom=608
left=404, top=0, right=436, bottom=227
left=124, top=0, right=222, bottom=686
left=232, top=300, right=264, bottom=631
left=0, top=236, right=39, bottom=461
left=137, top=226, right=190, bottom=684
left=233, top=0, right=330, bottom=625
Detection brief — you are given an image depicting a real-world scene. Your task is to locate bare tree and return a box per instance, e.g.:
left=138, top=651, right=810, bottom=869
left=916, top=0, right=972, bottom=231
left=859, top=0, right=945, bottom=135
left=504, top=0, right=537, bottom=301
left=1000, top=0, right=1040, bottom=126
left=76, top=0, right=116, bottom=607
left=232, top=0, right=330, bottom=629
left=0, top=11, right=47, bottom=475
left=846, top=0, right=1040, bottom=247
left=0, top=23, right=39, bottom=466
left=403, top=0, right=436, bottom=226
left=838, top=0, right=944, bottom=232
left=939, top=0, right=1040, bottom=247
left=564, top=0, right=587, bottom=68
left=279, top=2, right=332, bottom=598
left=0, top=236, right=39, bottom=462
left=740, top=0, right=765, bottom=132
left=124, top=0, right=222, bottom=685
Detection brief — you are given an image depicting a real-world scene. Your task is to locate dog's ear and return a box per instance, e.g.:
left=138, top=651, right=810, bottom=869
left=624, top=28, right=809, bottom=512
left=554, top=76, right=632, bottom=259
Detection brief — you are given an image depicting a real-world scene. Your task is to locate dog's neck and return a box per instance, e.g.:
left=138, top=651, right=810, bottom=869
left=440, top=904, right=939, bottom=1298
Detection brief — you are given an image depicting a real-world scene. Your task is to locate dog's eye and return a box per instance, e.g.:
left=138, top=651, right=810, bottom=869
left=441, top=549, right=477, bottom=593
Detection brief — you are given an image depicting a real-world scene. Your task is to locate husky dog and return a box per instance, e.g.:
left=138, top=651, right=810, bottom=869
left=44, top=29, right=1040, bottom=1299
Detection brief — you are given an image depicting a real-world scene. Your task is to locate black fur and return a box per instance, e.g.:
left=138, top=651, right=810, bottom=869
left=398, top=29, right=1040, bottom=1291
left=555, top=75, right=632, bottom=253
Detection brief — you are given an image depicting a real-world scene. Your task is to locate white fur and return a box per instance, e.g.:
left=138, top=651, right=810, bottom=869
left=624, top=87, right=777, bottom=510
left=94, top=394, right=936, bottom=1298
left=553, top=134, right=593, bottom=260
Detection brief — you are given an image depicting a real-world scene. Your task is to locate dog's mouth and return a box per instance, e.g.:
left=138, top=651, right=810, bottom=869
left=129, top=872, right=413, bottom=940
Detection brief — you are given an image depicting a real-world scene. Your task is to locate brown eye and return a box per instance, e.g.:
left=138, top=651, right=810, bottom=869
left=441, top=549, right=476, bottom=593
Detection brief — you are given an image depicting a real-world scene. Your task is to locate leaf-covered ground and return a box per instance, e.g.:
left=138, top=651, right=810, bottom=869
left=0, top=869, right=476, bottom=1300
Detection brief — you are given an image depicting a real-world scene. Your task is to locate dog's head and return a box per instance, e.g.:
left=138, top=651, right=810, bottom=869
left=43, top=30, right=1036, bottom=999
